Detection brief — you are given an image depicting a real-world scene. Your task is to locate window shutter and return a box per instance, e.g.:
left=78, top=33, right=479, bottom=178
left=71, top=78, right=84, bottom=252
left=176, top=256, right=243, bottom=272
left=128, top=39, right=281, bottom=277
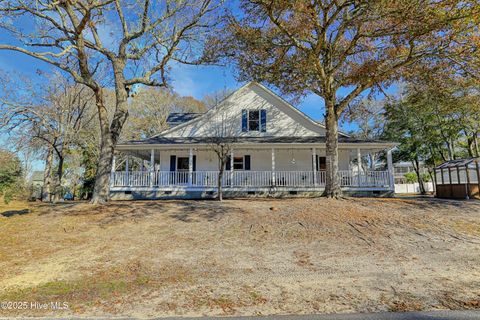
left=244, top=155, right=251, bottom=170
left=170, top=155, right=176, bottom=171
left=242, top=109, right=248, bottom=132
left=260, top=109, right=267, bottom=132
left=225, top=156, right=231, bottom=170
left=193, top=155, right=197, bottom=171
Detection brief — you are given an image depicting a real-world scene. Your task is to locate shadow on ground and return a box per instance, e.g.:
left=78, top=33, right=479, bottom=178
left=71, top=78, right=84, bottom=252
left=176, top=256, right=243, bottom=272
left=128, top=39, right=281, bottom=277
left=1, top=209, right=30, bottom=217
left=35, top=200, right=240, bottom=225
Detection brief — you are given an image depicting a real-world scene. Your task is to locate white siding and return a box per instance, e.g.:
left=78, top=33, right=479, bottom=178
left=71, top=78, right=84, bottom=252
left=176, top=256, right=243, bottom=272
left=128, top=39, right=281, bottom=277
left=164, top=84, right=326, bottom=138
left=156, top=148, right=352, bottom=172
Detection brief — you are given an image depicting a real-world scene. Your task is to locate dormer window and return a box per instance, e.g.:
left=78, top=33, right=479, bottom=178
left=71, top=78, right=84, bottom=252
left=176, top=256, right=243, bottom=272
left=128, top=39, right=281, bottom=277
left=248, top=110, right=260, bottom=131
left=242, top=109, right=267, bottom=132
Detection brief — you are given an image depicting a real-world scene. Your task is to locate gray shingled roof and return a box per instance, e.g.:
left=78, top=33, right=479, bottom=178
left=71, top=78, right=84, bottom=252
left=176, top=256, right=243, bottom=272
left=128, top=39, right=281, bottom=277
left=118, top=136, right=392, bottom=146
left=166, top=113, right=203, bottom=127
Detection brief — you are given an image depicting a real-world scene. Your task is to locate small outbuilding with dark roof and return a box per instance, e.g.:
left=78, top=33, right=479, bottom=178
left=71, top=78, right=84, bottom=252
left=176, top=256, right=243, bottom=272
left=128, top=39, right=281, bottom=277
left=434, top=157, right=480, bottom=199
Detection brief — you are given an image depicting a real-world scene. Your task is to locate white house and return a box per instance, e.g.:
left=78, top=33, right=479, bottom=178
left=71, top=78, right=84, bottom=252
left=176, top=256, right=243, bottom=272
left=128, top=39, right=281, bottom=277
left=110, top=82, right=396, bottom=199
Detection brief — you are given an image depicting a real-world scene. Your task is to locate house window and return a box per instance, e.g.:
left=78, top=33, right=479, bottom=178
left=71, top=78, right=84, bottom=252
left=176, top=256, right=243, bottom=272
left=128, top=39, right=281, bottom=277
left=242, top=109, right=266, bottom=132
left=177, top=157, right=189, bottom=171
left=316, top=156, right=326, bottom=170
left=233, top=157, right=244, bottom=170
left=248, top=110, right=260, bottom=131
left=226, top=155, right=251, bottom=171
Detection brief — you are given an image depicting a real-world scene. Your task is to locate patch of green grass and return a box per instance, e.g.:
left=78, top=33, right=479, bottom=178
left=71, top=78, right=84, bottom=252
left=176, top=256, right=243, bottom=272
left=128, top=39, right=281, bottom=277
left=212, top=295, right=236, bottom=313
left=0, top=259, right=199, bottom=314
left=0, top=200, right=30, bottom=213
left=0, top=280, right=78, bottom=302
left=0, top=274, right=148, bottom=307
left=248, top=290, right=267, bottom=304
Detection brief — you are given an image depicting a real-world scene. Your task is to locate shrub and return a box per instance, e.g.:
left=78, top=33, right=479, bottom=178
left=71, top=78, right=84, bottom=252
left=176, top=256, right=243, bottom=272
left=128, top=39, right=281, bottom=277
left=421, top=173, right=431, bottom=182
left=0, top=150, right=24, bottom=204
left=404, top=172, right=418, bottom=183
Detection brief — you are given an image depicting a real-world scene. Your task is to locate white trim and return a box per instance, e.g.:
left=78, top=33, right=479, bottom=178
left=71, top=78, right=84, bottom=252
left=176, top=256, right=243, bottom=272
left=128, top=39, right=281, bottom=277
left=110, top=186, right=390, bottom=192
left=144, top=82, right=349, bottom=139
left=387, top=148, right=394, bottom=190
left=188, top=148, right=193, bottom=186
left=271, top=148, right=276, bottom=185
left=152, top=82, right=252, bottom=137
left=252, top=82, right=350, bottom=137
left=116, top=142, right=398, bottom=151
left=149, top=149, right=154, bottom=187
left=230, top=149, right=234, bottom=184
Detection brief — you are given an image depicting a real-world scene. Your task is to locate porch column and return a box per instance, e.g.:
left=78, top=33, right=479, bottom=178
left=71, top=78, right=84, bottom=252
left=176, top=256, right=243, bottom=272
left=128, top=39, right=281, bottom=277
left=188, top=148, right=193, bottom=186
left=387, top=148, right=394, bottom=191
left=312, top=147, right=317, bottom=186
left=230, top=149, right=234, bottom=187
left=125, top=155, right=130, bottom=187
left=357, top=148, right=362, bottom=187
left=271, top=148, right=276, bottom=186
left=110, top=155, right=116, bottom=187
left=150, top=149, right=155, bottom=187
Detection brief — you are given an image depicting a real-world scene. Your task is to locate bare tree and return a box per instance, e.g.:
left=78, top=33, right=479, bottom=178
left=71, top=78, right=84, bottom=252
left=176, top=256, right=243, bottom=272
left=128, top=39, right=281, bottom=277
left=0, top=0, right=223, bottom=203
left=202, top=88, right=234, bottom=109
left=0, top=73, right=95, bottom=201
left=122, top=87, right=206, bottom=140
left=206, top=108, right=237, bottom=201
left=344, top=97, right=386, bottom=170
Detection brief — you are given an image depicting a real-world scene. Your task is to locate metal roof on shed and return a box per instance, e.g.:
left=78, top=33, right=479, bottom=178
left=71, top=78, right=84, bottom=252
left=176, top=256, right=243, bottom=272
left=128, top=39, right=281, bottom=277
left=435, top=157, right=480, bottom=169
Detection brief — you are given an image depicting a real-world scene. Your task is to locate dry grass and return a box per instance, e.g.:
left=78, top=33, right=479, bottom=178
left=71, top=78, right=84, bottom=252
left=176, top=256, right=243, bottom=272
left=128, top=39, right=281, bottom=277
left=0, top=197, right=480, bottom=317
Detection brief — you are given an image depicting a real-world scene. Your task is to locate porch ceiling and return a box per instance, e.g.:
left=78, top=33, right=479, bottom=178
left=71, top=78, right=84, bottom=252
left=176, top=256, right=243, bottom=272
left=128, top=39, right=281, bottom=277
left=118, top=145, right=392, bottom=161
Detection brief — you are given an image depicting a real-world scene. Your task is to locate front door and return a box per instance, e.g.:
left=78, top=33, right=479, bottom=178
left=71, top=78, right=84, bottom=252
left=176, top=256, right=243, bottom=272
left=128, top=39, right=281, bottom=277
left=177, top=157, right=189, bottom=184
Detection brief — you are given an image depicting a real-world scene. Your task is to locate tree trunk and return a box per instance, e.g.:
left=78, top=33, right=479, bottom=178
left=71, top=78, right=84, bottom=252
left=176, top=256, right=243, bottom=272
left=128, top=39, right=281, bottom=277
left=413, top=158, right=426, bottom=195
left=217, top=169, right=223, bottom=201
left=42, top=146, right=54, bottom=202
left=72, top=182, right=76, bottom=201
left=473, top=132, right=479, bottom=157
left=323, top=102, right=341, bottom=198
left=428, top=169, right=435, bottom=192
left=91, top=68, right=129, bottom=204
left=447, top=138, right=455, bottom=160
left=91, top=127, right=114, bottom=204
left=91, top=88, right=114, bottom=204
left=52, top=155, right=64, bottom=203
left=467, top=136, right=475, bottom=157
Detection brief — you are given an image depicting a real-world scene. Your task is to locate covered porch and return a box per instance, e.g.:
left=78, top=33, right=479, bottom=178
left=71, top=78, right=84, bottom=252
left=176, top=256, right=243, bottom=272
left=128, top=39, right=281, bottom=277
left=110, top=142, right=395, bottom=198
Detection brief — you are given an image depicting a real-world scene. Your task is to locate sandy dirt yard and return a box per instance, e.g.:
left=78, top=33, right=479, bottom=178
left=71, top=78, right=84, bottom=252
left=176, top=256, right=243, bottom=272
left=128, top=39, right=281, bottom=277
left=0, top=197, right=479, bottom=318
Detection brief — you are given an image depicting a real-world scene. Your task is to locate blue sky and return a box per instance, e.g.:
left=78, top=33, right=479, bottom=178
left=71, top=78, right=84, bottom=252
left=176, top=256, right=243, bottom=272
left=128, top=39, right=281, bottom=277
left=169, top=63, right=328, bottom=123
left=0, top=48, right=330, bottom=121
left=0, top=25, right=360, bottom=172
left=0, top=52, right=358, bottom=172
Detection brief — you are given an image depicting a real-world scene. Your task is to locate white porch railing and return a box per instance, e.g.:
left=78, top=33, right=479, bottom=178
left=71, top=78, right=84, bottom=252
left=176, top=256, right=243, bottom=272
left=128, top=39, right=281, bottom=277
left=338, top=170, right=390, bottom=187
left=112, top=170, right=390, bottom=188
